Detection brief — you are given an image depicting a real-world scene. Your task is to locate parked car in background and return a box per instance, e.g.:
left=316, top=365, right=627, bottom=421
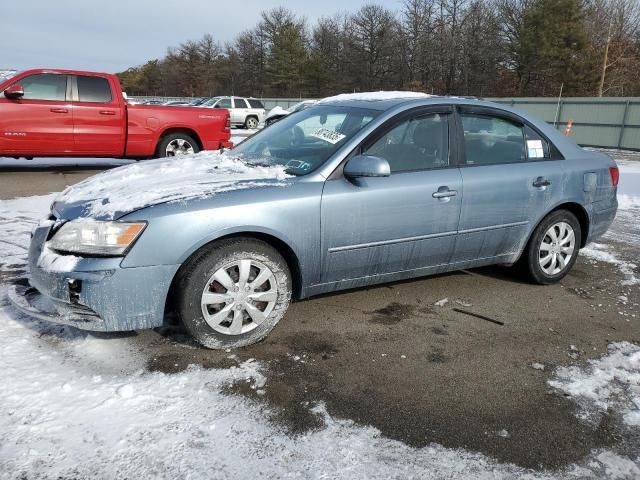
left=10, top=92, right=618, bottom=350
left=0, top=69, right=232, bottom=159
left=264, top=100, right=317, bottom=126
left=190, top=97, right=210, bottom=106
left=141, top=99, right=164, bottom=105
left=205, top=96, right=265, bottom=129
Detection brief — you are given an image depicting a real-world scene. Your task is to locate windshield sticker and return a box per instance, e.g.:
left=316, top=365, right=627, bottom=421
left=527, top=139, right=544, bottom=158
left=310, top=128, right=346, bottom=144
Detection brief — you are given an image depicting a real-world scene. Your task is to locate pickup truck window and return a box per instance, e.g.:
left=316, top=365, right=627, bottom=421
left=77, top=76, right=112, bottom=103
left=14, top=73, right=67, bottom=101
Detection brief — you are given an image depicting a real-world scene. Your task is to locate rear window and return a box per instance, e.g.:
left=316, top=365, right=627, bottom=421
left=77, top=76, right=112, bottom=103
left=247, top=99, right=264, bottom=109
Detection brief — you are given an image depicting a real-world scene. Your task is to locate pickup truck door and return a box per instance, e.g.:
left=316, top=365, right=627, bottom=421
left=71, top=75, right=125, bottom=156
left=0, top=73, right=74, bottom=155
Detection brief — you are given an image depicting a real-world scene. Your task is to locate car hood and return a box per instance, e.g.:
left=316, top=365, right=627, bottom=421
left=52, top=152, right=291, bottom=221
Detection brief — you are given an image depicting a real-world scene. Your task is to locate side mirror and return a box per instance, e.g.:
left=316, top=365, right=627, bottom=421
left=343, top=155, right=391, bottom=179
left=4, top=84, right=24, bottom=100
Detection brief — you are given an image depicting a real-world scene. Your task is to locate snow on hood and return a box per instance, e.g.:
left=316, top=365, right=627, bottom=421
left=319, top=91, right=431, bottom=103
left=53, top=151, right=291, bottom=220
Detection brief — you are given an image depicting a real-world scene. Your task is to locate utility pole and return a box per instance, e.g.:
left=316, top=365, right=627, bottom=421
left=597, top=15, right=613, bottom=97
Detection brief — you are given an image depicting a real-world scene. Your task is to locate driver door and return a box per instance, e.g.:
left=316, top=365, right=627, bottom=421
left=320, top=107, right=462, bottom=284
left=0, top=73, right=74, bottom=155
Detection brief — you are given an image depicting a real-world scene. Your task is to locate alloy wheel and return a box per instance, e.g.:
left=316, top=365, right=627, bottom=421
left=165, top=138, right=195, bottom=156
left=538, top=221, right=576, bottom=275
left=200, top=259, right=277, bottom=335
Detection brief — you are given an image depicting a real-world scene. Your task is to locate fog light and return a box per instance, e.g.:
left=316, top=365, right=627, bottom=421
left=68, top=279, right=81, bottom=304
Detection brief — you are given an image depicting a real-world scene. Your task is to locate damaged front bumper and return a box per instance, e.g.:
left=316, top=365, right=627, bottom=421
left=8, top=220, right=181, bottom=332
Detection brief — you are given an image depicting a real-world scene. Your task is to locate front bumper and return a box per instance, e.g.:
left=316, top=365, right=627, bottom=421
left=14, top=222, right=180, bottom=332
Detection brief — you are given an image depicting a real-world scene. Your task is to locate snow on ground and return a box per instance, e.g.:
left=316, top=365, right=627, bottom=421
left=0, top=298, right=639, bottom=479
left=549, top=342, right=640, bottom=428
left=55, top=151, right=290, bottom=219
left=0, top=194, right=56, bottom=281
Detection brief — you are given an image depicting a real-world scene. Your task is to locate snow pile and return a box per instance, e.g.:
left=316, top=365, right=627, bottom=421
left=581, top=243, right=638, bottom=286
left=319, top=91, right=431, bottom=104
left=549, top=342, right=640, bottom=428
left=55, top=151, right=291, bottom=219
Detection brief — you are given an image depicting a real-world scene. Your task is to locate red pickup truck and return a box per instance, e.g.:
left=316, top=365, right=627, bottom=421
left=0, top=69, right=232, bottom=159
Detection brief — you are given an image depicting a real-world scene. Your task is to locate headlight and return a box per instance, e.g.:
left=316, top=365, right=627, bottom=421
left=47, top=221, right=146, bottom=256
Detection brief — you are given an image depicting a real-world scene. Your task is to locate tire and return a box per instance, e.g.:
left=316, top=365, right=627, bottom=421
left=156, top=132, right=200, bottom=158
left=521, top=210, right=581, bottom=285
left=176, top=238, right=292, bottom=349
left=244, top=116, right=259, bottom=129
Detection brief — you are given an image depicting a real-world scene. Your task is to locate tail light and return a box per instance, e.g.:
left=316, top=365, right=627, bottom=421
left=225, top=115, right=231, bottom=132
left=609, top=166, right=619, bottom=187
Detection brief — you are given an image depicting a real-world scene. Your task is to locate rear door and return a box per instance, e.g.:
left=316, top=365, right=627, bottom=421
left=0, top=73, right=74, bottom=154
left=451, top=106, right=565, bottom=265
left=321, top=106, right=462, bottom=283
left=71, top=75, right=125, bottom=156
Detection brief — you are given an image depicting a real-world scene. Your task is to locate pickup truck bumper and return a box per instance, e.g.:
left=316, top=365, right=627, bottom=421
left=15, top=222, right=180, bottom=332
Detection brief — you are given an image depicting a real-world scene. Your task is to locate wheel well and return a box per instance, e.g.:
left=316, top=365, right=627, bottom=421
left=245, top=115, right=258, bottom=123
left=157, top=128, right=203, bottom=151
left=164, top=232, right=303, bottom=323
left=550, top=202, right=590, bottom=248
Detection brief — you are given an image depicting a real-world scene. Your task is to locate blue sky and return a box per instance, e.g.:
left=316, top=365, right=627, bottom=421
left=1, top=0, right=387, bottom=73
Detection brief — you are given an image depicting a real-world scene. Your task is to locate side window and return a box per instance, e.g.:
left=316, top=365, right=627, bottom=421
left=12, top=73, right=67, bottom=101
left=216, top=98, right=232, bottom=109
left=247, top=99, right=264, bottom=109
left=76, top=76, right=112, bottom=103
left=524, top=125, right=550, bottom=160
left=233, top=98, right=249, bottom=109
left=365, top=113, right=449, bottom=173
left=461, top=114, right=525, bottom=165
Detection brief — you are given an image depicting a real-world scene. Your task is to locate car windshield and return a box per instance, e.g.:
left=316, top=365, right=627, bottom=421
left=232, top=105, right=379, bottom=176
left=203, top=97, right=220, bottom=107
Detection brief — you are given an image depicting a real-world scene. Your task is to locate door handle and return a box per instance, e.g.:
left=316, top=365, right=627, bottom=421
left=532, top=177, right=551, bottom=188
left=99, top=110, right=116, bottom=115
left=432, top=187, right=458, bottom=199
left=50, top=108, right=68, bottom=113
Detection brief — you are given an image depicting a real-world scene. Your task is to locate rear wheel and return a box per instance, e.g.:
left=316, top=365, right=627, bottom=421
left=521, top=210, right=581, bottom=284
left=244, top=116, right=259, bottom=129
left=156, top=132, right=200, bottom=158
left=176, top=238, right=291, bottom=349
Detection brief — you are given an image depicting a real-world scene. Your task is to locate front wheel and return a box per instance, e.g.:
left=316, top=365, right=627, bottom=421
left=521, top=210, right=581, bottom=284
left=156, top=133, right=200, bottom=158
left=176, top=238, right=292, bottom=349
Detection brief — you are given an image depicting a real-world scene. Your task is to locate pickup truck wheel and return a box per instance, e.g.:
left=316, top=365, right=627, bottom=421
left=176, top=238, right=292, bottom=349
left=521, top=210, right=581, bottom=285
left=244, top=116, right=259, bottom=129
left=157, top=133, right=200, bottom=158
